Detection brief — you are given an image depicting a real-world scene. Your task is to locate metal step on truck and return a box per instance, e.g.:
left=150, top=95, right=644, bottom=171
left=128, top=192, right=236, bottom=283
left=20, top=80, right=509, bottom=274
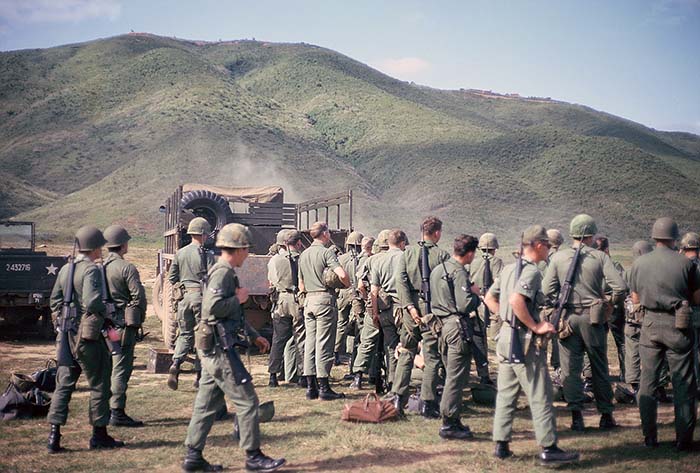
left=152, top=184, right=353, bottom=348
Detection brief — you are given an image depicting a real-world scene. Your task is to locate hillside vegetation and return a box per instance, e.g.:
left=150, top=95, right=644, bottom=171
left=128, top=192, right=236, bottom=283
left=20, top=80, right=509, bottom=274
left=1, top=33, right=699, bottom=243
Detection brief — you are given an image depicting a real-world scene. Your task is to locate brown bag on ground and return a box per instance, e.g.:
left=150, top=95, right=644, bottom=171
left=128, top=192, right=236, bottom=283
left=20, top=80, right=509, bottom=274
left=341, top=393, right=398, bottom=423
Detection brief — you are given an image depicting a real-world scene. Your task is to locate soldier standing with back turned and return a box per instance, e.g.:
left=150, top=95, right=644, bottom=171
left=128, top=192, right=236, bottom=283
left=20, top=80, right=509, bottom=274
left=102, top=225, right=148, bottom=427
left=679, top=232, right=700, bottom=386
left=335, top=231, right=364, bottom=365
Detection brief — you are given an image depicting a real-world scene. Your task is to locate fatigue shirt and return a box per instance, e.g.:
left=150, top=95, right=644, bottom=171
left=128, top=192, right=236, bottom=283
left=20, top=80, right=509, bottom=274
left=542, top=244, right=627, bottom=308
left=629, top=246, right=698, bottom=311
left=168, top=242, right=216, bottom=289
left=268, top=248, right=299, bottom=292
left=430, top=257, right=480, bottom=317
left=489, top=259, right=543, bottom=359
left=202, top=259, right=244, bottom=325
left=338, top=249, right=361, bottom=302
left=468, top=252, right=504, bottom=294
left=370, top=247, right=404, bottom=302
left=298, top=241, right=340, bottom=293
left=103, top=252, right=147, bottom=322
left=397, top=240, right=450, bottom=308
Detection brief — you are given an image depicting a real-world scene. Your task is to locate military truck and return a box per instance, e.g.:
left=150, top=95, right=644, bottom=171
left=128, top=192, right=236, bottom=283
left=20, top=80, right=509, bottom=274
left=152, top=184, right=353, bottom=348
left=0, top=221, right=68, bottom=338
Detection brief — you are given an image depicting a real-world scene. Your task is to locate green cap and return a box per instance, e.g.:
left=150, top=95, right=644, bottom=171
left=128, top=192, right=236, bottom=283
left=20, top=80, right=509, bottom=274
left=569, top=214, right=598, bottom=238
left=187, top=217, right=212, bottom=235
left=76, top=225, right=107, bottom=251
left=680, top=232, right=699, bottom=250
left=478, top=232, right=499, bottom=250
left=651, top=217, right=679, bottom=241
left=522, top=225, right=548, bottom=244
left=216, top=223, right=252, bottom=249
left=103, top=225, right=131, bottom=248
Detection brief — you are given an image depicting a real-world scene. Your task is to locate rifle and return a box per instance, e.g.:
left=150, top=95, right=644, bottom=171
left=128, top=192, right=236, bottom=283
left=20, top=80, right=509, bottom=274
left=481, top=253, right=494, bottom=329
left=200, top=231, right=209, bottom=294
left=418, top=240, right=432, bottom=313
left=56, top=240, right=78, bottom=367
left=545, top=243, right=584, bottom=342
left=215, top=321, right=252, bottom=385
left=508, top=236, right=526, bottom=364
left=374, top=327, right=387, bottom=394
left=99, top=261, right=122, bottom=356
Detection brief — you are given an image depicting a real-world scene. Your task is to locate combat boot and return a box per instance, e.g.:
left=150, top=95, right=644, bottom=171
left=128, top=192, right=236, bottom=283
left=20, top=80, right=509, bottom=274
left=318, top=377, right=345, bottom=400
left=305, top=375, right=319, bottom=400
left=599, top=413, right=617, bottom=430
left=570, top=410, right=585, bottom=431
left=193, top=369, right=202, bottom=389
left=297, top=376, right=308, bottom=388
left=494, top=441, right=513, bottom=459
left=644, top=435, right=659, bottom=448
left=421, top=400, right=440, bottom=419
left=47, top=424, right=65, bottom=454
left=182, top=447, right=223, bottom=472
left=349, top=372, right=363, bottom=390
left=656, top=386, right=672, bottom=404
left=539, top=445, right=579, bottom=466
left=334, top=351, right=342, bottom=366
left=110, top=408, right=144, bottom=427
left=439, top=417, right=474, bottom=440
left=480, top=376, right=495, bottom=386
left=167, top=358, right=183, bottom=391
left=89, top=426, right=125, bottom=450
left=245, top=449, right=286, bottom=472
left=268, top=373, right=279, bottom=388
left=392, top=394, right=406, bottom=419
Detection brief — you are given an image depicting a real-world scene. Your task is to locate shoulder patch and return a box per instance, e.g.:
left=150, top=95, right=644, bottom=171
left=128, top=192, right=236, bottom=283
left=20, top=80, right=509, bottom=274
left=519, top=280, right=530, bottom=290
left=208, top=287, right=222, bottom=295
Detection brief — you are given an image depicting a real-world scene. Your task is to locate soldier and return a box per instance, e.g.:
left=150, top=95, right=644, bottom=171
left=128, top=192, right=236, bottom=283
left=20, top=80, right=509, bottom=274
left=429, top=234, right=481, bottom=439
left=182, top=223, right=284, bottom=472
left=542, top=214, right=627, bottom=431
left=679, top=232, right=700, bottom=385
left=47, top=226, right=124, bottom=453
left=485, top=226, right=579, bottom=465
left=544, top=228, right=564, bottom=373
left=345, top=236, right=374, bottom=378
left=167, top=217, right=216, bottom=390
left=389, top=216, right=450, bottom=418
left=335, top=231, right=364, bottom=365
left=629, top=218, right=699, bottom=450
left=468, top=232, right=504, bottom=384
left=102, top=225, right=147, bottom=427
left=298, top=221, right=350, bottom=400
left=267, top=229, right=306, bottom=388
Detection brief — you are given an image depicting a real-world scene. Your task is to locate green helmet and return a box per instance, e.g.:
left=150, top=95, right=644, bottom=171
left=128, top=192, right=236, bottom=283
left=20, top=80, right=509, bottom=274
left=651, top=217, right=679, bottom=241
left=631, top=240, right=654, bottom=259
left=478, top=232, right=499, bottom=250
left=546, top=229, right=564, bottom=248
left=680, top=232, right=699, bottom=250
left=275, top=229, right=290, bottom=246
left=376, top=229, right=391, bottom=249
left=187, top=217, right=212, bottom=235
left=75, top=225, right=106, bottom=251
left=569, top=214, right=597, bottom=238
left=216, top=223, right=252, bottom=249
left=103, top=224, right=131, bottom=248
left=346, top=231, right=364, bottom=247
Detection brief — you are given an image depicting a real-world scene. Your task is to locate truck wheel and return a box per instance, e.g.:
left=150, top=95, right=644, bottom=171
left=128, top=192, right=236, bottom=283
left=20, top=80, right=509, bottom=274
left=180, top=190, right=233, bottom=233
left=161, top=280, right=178, bottom=349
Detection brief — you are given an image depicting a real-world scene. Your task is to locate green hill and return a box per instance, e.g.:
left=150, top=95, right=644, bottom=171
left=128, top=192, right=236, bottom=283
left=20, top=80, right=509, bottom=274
left=1, top=33, right=698, bottom=244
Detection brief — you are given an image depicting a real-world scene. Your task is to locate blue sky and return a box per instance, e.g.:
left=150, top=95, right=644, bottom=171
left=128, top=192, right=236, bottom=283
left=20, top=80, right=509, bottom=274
left=1, top=0, right=698, bottom=134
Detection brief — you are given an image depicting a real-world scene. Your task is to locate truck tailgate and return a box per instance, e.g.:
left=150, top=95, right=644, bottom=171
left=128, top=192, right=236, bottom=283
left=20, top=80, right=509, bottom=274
left=0, top=255, right=68, bottom=295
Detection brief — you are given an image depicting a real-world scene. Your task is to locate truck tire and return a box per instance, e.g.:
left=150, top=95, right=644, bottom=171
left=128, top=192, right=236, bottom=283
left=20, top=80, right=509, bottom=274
left=161, top=280, right=178, bottom=349
left=180, top=190, right=233, bottom=233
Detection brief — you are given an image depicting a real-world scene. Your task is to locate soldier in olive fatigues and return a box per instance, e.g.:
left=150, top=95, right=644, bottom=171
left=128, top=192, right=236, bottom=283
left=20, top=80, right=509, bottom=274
left=345, top=236, right=374, bottom=379
left=485, top=226, right=579, bottom=466
left=168, top=217, right=216, bottom=390
left=298, top=221, right=349, bottom=400
left=468, top=233, right=504, bottom=383
left=267, top=229, right=306, bottom=388
left=629, top=218, right=699, bottom=450
left=430, top=234, right=481, bottom=439
left=334, top=231, right=364, bottom=364
left=679, top=232, right=700, bottom=387
left=542, top=214, right=627, bottom=431
left=541, top=229, right=564, bottom=372
left=183, top=224, right=285, bottom=472
left=390, top=216, right=450, bottom=418
left=102, top=225, right=147, bottom=427
left=47, top=226, right=124, bottom=453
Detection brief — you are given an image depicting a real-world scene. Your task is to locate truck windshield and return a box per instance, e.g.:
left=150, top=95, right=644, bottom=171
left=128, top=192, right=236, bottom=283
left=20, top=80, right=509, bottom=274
left=0, top=223, right=33, bottom=250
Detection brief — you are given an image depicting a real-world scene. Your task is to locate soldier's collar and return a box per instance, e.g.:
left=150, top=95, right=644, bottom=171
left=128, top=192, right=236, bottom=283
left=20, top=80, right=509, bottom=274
left=75, top=254, right=90, bottom=263
left=105, top=252, right=122, bottom=262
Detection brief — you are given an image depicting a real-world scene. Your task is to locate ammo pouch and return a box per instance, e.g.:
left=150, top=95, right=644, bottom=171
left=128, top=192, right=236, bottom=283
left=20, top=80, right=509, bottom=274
left=269, top=287, right=279, bottom=305
left=171, top=282, right=186, bottom=304
left=589, top=299, right=611, bottom=325
left=351, top=298, right=365, bottom=319
left=675, top=301, right=691, bottom=330
left=79, top=313, right=104, bottom=341
left=624, top=298, right=645, bottom=325
left=376, top=290, right=393, bottom=311
left=323, top=268, right=346, bottom=290
left=124, top=306, right=142, bottom=327
left=194, top=322, right=216, bottom=352
left=420, top=313, right=443, bottom=338
left=297, top=291, right=307, bottom=307
left=393, top=306, right=404, bottom=328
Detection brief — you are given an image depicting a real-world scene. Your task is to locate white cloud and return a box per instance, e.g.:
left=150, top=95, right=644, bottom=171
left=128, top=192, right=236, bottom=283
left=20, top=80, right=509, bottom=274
left=0, top=0, right=121, bottom=23
left=373, top=57, right=431, bottom=80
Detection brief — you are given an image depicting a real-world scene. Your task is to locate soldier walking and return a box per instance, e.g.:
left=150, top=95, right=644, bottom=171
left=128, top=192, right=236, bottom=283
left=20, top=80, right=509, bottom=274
left=102, top=225, right=148, bottom=427
left=629, top=218, right=699, bottom=450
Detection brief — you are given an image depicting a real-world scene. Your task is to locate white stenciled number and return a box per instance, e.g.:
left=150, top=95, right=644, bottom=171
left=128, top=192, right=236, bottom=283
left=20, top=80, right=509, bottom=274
left=6, top=263, right=31, bottom=271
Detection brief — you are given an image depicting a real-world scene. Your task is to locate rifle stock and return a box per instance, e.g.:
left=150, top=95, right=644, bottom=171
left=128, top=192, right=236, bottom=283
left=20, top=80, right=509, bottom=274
left=56, top=241, right=78, bottom=367
left=508, top=237, right=526, bottom=364
left=215, top=322, right=252, bottom=385
left=419, top=241, right=432, bottom=313
left=481, top=253, right=493, bottom=329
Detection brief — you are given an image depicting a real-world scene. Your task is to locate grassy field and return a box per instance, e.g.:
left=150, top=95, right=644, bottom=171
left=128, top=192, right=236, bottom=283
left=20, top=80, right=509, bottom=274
left=0, top=245, right=696, bottom=472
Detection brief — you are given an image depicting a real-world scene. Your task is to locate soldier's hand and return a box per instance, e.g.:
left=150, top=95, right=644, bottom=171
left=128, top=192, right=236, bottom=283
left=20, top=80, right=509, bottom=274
left=409, top=307, right=421, bottom=324
left=470, top=283, right=480, bottom=295
left=254, top=336, right=270, bottom=353
left=236, top=287, right=250, bottom=304
left=533, top=321, right=556, bottom=335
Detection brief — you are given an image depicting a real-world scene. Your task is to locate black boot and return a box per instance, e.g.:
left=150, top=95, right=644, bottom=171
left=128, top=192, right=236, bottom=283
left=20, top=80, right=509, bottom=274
left=494, top=441, right=513, bottom=459
left=47, top=424, right=65, bottom=454
left=194, top=370, right=202, bottom=389
left=539, top=444, right=580, bottom=466
left=168, top=359, right=183, bottom=391
left=421, top=400, right=440, bottom=419
left=297, top=375, right=308, bottom=388
left=268, top=373, right=279, bottom=388
left=349, top=372, right=363, bottom=390
left=318, top=377, right=345, bottom=400
left=480, top=376, right=495, bottom=386
left=245, top=449, right=286, bottom=472
left=89, top=426, right=125, bottom=450
left=110, top=408, right=145, bottom=427
left=182, top=447, right=223, bottom=472
left=305, top=375, right=319, bottom=400
left=334, top=352, right=342, bottom=366
left=644, top=435, right=659, bottom=448
left=599, top=412, right=617, bottom=430
left=392, top=394, right=406, bottom=419
left=570, top=410, right=585, bottom=431
left=439, top=417, right=474, bottom=440
left=656, top=386, right=672, bottom=404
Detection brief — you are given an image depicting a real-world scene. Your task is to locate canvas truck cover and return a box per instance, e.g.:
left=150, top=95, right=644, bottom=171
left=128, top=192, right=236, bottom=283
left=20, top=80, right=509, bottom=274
left=182, top=184, right=284, bottom=203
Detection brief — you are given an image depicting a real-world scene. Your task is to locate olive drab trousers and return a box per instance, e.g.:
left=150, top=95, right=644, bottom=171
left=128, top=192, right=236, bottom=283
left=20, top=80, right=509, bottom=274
left=284, top=337, right=299, bottom=381
left=48, top=339, right=112, bottom=426
left=268, top=293, right=305, bottom=376
left=558, top=308, right=614, bottom=414
left=173, top=291, right=203, bottom=361
left=110, top=326, right=138, bottom=410
left=471, top=307, right=490, bottom=379
left=638, top=311, right=697, bottom=444
left=303, top=293, right=338, bottom=378
left=185, top=347, right=261, bottom=452
left=493, top=344, right=558, bottom=447
left=335, top=291, right=353, bottom=354
left=438, top=315, right=472, bottom=419
left=625, top=322, right=670, bottom=386
left=352, top=306, right=400, bottom=383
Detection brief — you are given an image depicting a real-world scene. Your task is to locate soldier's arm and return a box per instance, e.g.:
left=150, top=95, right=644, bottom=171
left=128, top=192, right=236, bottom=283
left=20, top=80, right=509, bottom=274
left=510, top=267, right=554, bottom=335
left=541, top=258, right=560, bottom=302
left=396, top=253, right=412, bottom=308
left=454, top=269, right=480, bottom=315
left=83, top=266, right=106, bottom=315
left=167, top=253, right=180, bottom=284
left=49, top=269, right=65, bottom=314
left=125, top=263, right=147, bottom=313
left=602, top=253, right=628, bottom=302
left=327, top=249, right=350, bottom=287
left=204, top=269, right=242, bottom=320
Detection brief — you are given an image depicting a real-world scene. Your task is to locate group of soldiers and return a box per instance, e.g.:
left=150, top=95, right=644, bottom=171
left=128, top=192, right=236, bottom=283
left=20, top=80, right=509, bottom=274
left=44, top=211, right=699, bottom=471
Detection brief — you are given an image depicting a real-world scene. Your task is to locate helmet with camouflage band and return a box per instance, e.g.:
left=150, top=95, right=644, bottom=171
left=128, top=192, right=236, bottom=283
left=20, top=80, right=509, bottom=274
left=187, top=217, right=212, bottom=236
left=478, top=232, right=499, bottom=250
left=216, top=223, right=252, bottom=249
left=680, top=232, right=699, bottom=250
left=76, top=225, right=107, bottom=251
left=651, top=217, right=679, bottom=241
left=104, top=224, right=131, bottom=248
left=569, top=214, right=597, bottom=239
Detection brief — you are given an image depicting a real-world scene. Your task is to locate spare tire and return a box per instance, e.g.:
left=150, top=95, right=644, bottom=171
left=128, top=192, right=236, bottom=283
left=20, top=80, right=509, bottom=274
left=180, top=190, right=233, bottom=233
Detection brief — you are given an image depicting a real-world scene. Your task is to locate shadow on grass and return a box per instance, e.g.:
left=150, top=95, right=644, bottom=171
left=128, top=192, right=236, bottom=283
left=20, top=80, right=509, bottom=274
left=291, top=446, right=463, bottom=471
left=148, top=416, right=191, bottom=427
left=574, top=440, right=700, bottom=469
left=125, top=438, right=184, bottom=449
